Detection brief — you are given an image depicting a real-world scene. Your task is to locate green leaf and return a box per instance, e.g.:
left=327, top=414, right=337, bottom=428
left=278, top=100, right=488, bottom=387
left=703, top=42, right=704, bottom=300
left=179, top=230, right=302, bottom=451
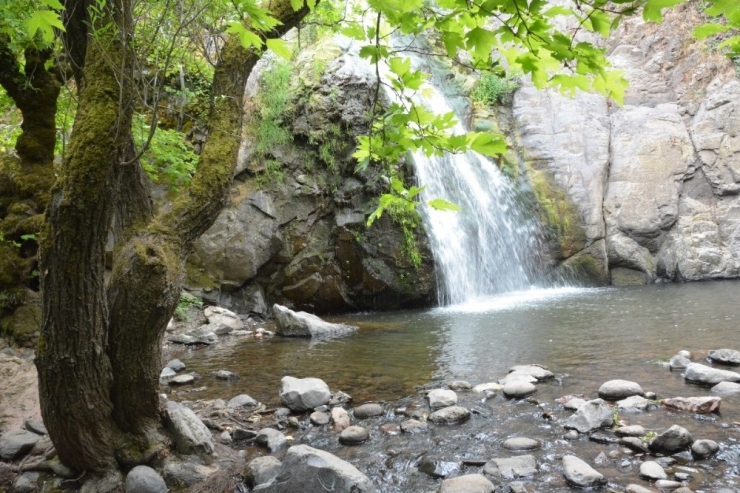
left=468, top=132, right=507, bottom=157
left=341, top=24, right=366, bottom=40
left=693, top=23, right=732, bottom=39
left=226, top=23, right=263, bottom=49
left=40, top=0, right=64, bottom=9
left=25, top=10, right=65, bottom=44
left=265, top=39, right=291, bottom=60
left=428, top=198, right=462, bottom=212
left=643, top=0, right=685, bottom=23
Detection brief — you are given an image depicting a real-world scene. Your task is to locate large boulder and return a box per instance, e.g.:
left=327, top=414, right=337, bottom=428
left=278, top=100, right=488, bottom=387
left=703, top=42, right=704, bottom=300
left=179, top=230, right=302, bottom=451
left=273, top=304, right=358, bottom=338
left=165, top=401, right=214, bottom=455
left=279, top=376, right=331, bottom=411
left=684, top=362, right=740, bottom=385
left=562, top=399, right=614, bottom=433
left=257, top=444, right=375, bottom=492
left=0, top=429, right=41, bottom=460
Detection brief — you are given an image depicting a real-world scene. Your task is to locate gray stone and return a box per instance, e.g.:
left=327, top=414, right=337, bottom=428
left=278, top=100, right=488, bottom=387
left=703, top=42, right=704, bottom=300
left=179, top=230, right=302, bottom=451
left=14, top=472, right=40, bottom=493
left=662, top=396, right=721, bottom=414
left=219, top=430, right=232, bottom=443
left=617, top=395, right=654, bottom=412
left=166, top=359, right=185, bottom=372
left=258, top=444, right=375, bottom=492
left=502, top=437, right=541, bottom=451
left=332, top=407, right=351, bottom=433
left=684, top=362, right=740, bottom=385
left=245, top=456, right=282, bottom=488
left=448, top=380, right=472, bottom=391
left=626, top=485, right=657, bottom=493
left=204, top=306, right=243, bottom=330
left=168, top=374, right=195, bottom=385
left=162, top=461, right=214, bottom=488
left=428, top=406, right=471, bottom=425
left=279, top=376, right=331, bottom=411
left=427, top=389, right=458, bottom=409
left=639, top=461, right=667, bottom=480
left=563, top=397, right=587, bottom=411
left=214, top=370, right=237, bottom=380
left=483, top=455, right=537, bottom=479
left=0, top=429, right=41, bottom=460
left=670, top=354, right=691, bottom=370
left=691, top=439, right=719, bottom=459
left=228, top=394, right=258, bottom=408
left=615, top=425, right=646, bottom=437
left=232, top=427, right=257, bottom=440
left=438, top=473, right=495, bottom=493
left=419, top=459, right=460, bottom=478
left=503, top=380, right=537, bottom=399
left=310, top=411, right=330, bottom=425
left=562, top=455, right=606, bottom=488
left=655, top=480, right=683, bottom=490
left=499, top=371, right=537, bottom=385
left=329, top=391, right=352, bottom=406
left=256, top=428, right=288, bottom=453
left=354, top=403, right=384, bottom=418
left=598, top=379, right=644, bottom=400
left=339, top=425, right=369, bottom=445
left=649, top=425, right=693, bottom=454
left=400, top=419, right=428, bottom=434
left=125, top=465, right=167, bottom=493
left=473, top=382, right=502, bottom=393
left=23, top=419, right=47, bottom=435
left=165, top=401, right=214, bottom=455
left=712, top=381, right=740, bottom=394
left=563, top=398, right=614, bottom=433
left=564, top=430, right=579, bottom=440
left=273, top=304, right=358, bottom=337
left=159, top=367, right=176, bottom=384
left=620, top=437, right=649, bottom=453
left=509, top=364, right=554, bottom=381
left=708, top=348, right=740, bottom=366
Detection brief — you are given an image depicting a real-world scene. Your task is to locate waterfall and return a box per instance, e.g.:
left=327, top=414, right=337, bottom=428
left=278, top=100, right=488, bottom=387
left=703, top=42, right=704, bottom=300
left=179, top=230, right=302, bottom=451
left=387, top=55, right=555, bottom=305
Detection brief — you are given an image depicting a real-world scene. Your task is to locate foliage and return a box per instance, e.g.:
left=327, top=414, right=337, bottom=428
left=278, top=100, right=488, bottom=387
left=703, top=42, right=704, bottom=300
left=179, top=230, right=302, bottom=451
left=692, top=0, right=740, bottom=57
left=132, top=114, right=198, bottom=188
left=0, top=92, right=21, bottom=156
left=174, top=293, right=203, bottom=321
left=471, top=72, right=520, bottom=106
left=387, top=202, right=423, bottom=269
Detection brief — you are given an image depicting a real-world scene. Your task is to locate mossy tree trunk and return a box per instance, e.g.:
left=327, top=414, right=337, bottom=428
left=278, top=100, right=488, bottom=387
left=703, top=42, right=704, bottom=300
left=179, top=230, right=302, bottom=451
left=30, top=0, right=312, bottom=475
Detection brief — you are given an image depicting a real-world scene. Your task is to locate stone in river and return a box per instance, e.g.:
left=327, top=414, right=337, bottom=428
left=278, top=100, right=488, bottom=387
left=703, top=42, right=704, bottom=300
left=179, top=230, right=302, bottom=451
left=562, top=397, right=587, bottom=411
left=509, top=364, right=554, bottom=380
left=339, top=426, right=369, bottom=445
left=214, top=370, right=237, bottom=381
left=400, top=419, right=428, bottom=434
left=598, top=379, right=644, bottom=400
left=483, top=455, right=537, bottom=479
left=273, top=304, right=357, bottom=338
left=691, top=439, right=719, bottom=459
left=438, top=474, right=495, bottom=493
left=662, top=396, right=721, bottom=414
left=473, top=382, right=502, bottom=393
left=448, top=380, right=472, bottom=391
left=707, top=348, right=740, bottom=366
left=168, top=374, right=195, bottom=385
left=648, top=425, right=693, bottom=454
left=354, top=403, right=384, bottom=419
left=712, top=381, right=740, bottom=394
left=639, top=461, right=667, bottom=480
left=615, top=425, right=646, bottom=437
left=620, top=437, right=648, bottom=453
left=427, top=389, right=458, bottom=409
left=562, top=455, right=606, bottom=488
left=670, top=353, right=691, bottom=370
left=159, top=367, right=176, bottom=384
left=499, top=371, right=537, bottom=385
left=228, top=394, right=258, bottom=408
left=23, top=419, right=47, bottom=436
left=244, top=456, right=282, bottom=488
left=654, top=480, right=682, bottom=490
left=165, top=401, right=213, bottom=455
left=331, top=407, right=350, bottom=433
left=502, top=437, right=541, bottom=451
left=256, top=428, right=288, bottom=453
left=166, top=359, right=186, bottom=372
left=419, top=459, right=460, bottom=478
left=684, top=363, right=740, bottom=385
left=626, top=485, right=657, bottom=493
left=617, top=395, right=654, bottom=412
left=279, top=376, right=331, bottom=412
left=503, top=380, right=536, bottom=399
left=429, top=406, right=471, bottom=425
left=563, top=399, right=613, bottom=433
left=310, top=411, right=330, bottom=426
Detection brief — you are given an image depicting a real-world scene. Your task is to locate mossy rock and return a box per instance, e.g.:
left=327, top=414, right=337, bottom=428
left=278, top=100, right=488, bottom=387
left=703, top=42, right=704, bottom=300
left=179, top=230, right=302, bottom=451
left=610, top=267, right=651, bottom=286
left=2, top=303, right=41, bottom=347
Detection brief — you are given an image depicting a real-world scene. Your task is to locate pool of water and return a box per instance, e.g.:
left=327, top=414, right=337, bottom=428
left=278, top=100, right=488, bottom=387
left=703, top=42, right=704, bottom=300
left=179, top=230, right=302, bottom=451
left=169, top=280, right=740, bottom=492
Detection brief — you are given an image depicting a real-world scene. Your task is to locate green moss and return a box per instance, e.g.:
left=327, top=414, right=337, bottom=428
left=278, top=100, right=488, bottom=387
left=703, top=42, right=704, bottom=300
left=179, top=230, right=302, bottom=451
left=387, top=204, right=423, bottom=269
left=2, top=303, right=41, bottom=347
left=184, top=261, right=218, bottom=289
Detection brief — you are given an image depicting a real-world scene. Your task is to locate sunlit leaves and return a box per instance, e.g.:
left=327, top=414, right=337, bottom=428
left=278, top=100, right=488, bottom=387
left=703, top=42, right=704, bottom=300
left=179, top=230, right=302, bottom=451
left=25, top=10, right=65, bottom=45
left=265, top=38, right=292, bottom=59
left=642, top=0, right=685, bottom=22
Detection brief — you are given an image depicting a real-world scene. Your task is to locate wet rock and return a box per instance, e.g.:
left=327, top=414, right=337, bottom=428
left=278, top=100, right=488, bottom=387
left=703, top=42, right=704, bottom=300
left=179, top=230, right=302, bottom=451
left=204, top=306, right=243, bottom=330
left=473, top=382, right=502, bottom=393
left=24, top=419, right=47, bottom=435
left=670, top=354, right=691, bottom=370
left=159, top=367, right=176, bottom=384
left=564, top=430, right=579, bottom=440
left=125, top=465, right=167, bottom=493
left=166, top=359, right=186, bottom=372
left=563, top=398, right=614, bottom=433
left=233, top=427, right=257, bottom=440
left=502, top=437, right=541, bottom=451
left=662, top=396, right=721, bottom=414
left=168, top=374, right=195, bottom=385
left=712, top=381, right=740, bottom=394
left=640, top=461, right=667, bottom=480
left=438, top=473, right=495, bottom=493
left=332, top=407, right=350, bottom=433
left=273, top=304, right=358, bottom=337
left=684, top=363, right=740, bottom=385
left=626, top=485, right=657, bottom=493
left=617, top=395, right=655, bottom=411
left=256, top=428, right=288, bottom=453
left=707, top=348, right=740, bottom=366
left=354, top=403, right=384, bottom=418
left=329, top=390, right=352, bottom=406
left=228, top=394, right=258, bottom=408
left=691, top=439, right=719, bottom=459
left=616, top=425, right=646, bottom=437
left=508, top=481, right=530, bottom=493
left=14, top=472, right=40, bottom=493
left=509, top=364, right=554, bottom=381
left=310, top=411, right=330, bottom=426
left=257, top=444, right=375, bottom=492
left=648, top=425, right=693, bottom=454
left=589, top=432, right=619, bottom=444
left=245, top=456, right=282, bottom=488
left=599, top=379, right=644, bottom=400
left=499, top=371, right=537, bottom=385
left=429, top=406, right=471, bottom=425
left=620, top=437, right=649, bottom=453
left=400, top=419, right=428, bottom=433
left=171, top=326, right=219, bottom=345
left=503, top=380, right=537, bottom=399
left=279, top=376, right=331, bottom=411
left=339, top=425, right=369, bottom=445
left=165, top=401, right=214, bottom=455
left=448, top=380, right=472, bottom=391
left=0, top=429, right=41, bottom=460
left=483, top=455, right=537, bottom=479
left=219, top=430, right=232, bottom=443
left=427, top=389, right=458, bottom=409
left=274, top=408, right=291, bottom=419
left=419, top=459, right=460, bottom=478
left=562, top=455, right=606, bottom=488
left=379, top=423, right=400, bottom=435
left=563, top=397, right=587, bottom=411
left=655, top=480, right=682, bottom=490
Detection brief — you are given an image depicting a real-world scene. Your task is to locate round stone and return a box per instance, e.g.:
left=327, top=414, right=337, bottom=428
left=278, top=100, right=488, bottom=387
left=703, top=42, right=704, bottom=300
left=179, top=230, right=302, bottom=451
left=503, top=380, right=536, bottom=399
left=448, top=380, right=472, bottom=391
left=400, top=419, right=428, bottom=434
left=598, top=380, right=643, bottom=400
left=691, top=439, right=719, bottom=459
left=639, top=461, right=667, bottom=480
left=125, top=465, right=167, bottom=493
left=339, top=426, right=369, bottom=445
left=168, top=374, right=194, bottom=385
left=309, top=411, right=330, bottom=426
left=354, top=403, right=384, bottom=419
left=379, top=423, right=400, bottom=435
left=502, top=437, right=541, bottom=451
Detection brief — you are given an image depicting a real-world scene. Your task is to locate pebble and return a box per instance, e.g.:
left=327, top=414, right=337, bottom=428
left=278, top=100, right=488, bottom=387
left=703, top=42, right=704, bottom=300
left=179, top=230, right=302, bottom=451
left=168, top=374, right=195, bottom=385
left=339, top=426, right=369, bottom=445
left=310, top=411, right=330, bottom=426
left=354, top=403, right=383, bottom=419
left=502, top=437, right=541, bottom=451
left=331, top=407, right=350, bottom=433
left=400, top=419, right=428, bottom=433
left=639, top=461, right=667, bottom=480
left=448, top=380, right=472, bottom=391
left=503, top=380, right=537, bottom=398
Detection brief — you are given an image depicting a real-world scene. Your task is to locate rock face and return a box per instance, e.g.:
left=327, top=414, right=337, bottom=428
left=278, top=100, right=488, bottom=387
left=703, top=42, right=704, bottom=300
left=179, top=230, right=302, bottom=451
left=273, top=304, right=358, bottom=337
left=258, top=444, right=376, bottom=492
left=279, top=376, right=331, bottom=411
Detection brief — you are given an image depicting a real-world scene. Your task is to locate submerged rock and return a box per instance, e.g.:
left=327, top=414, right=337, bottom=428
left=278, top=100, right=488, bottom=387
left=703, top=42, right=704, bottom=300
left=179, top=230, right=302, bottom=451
left=562, top=455, right=606, bottom=488
left=707, top=348, right=740, bottom=366
left=438, top=473, right=495, bottom=493
left=279, top=376, right=331, bottom=411
left=598, top=379, right=644, bottom=400
left=684, top=363, right=740, bottom=385
left=502, top=437, right=541, bottom=451
left=662, top=396, right=721, bottom=414
left=648, top=425, right=693, bottom=454
left=429, top=406, right=471, bottom=425
left=508, top=364, right=554, bottom=380
left=273, top=304, right=358, bottom=338
left=563, top=398, right=613, bottom=433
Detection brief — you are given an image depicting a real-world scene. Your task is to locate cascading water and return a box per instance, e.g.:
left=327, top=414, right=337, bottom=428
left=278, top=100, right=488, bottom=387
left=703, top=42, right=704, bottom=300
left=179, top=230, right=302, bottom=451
left=388, top=54, right=558, bottom=306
